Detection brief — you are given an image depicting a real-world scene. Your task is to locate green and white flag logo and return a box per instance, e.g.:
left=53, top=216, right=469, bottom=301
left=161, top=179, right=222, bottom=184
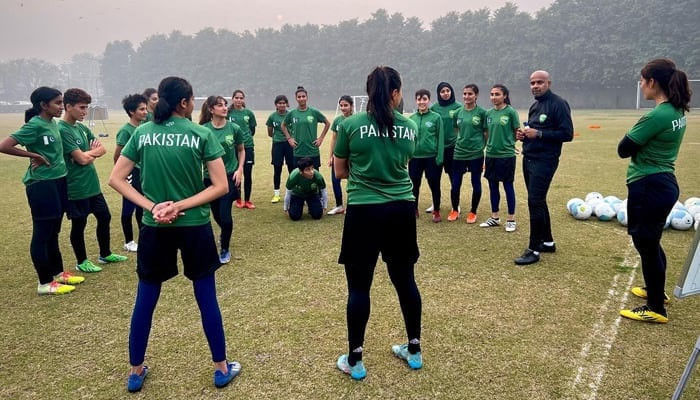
left=306, top=116, right=315, bottom=123
left=472, top=116, right=481, bottom=125
left=243, top=116, right=250, bottom=122
left=499, top=116, right=509, bottom=125
left=539, top=114, right=547, bottom=123
left=225, top=135, right=234, bottom=146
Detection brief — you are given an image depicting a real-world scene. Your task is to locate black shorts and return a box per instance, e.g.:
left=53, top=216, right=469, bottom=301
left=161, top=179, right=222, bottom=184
left=294, top=155, right=321, bottom=169
left=67, top=193, right=110, bottom=219
left=339, top=200, right=419, bottom=265
left=271, top=141, right=294, bottom=167
left=453, top=156, right=484, bottom=175
left=25, top=177, right=68, bottom=220
left=484, top=156, right=516, bottom=182
left=136, top=223, right=221, bottom=283
left=627, top=172, right=679, bottom=237
left=204, top=173, right=240, bottom=201
left=245, top=147, right=255, bottom=165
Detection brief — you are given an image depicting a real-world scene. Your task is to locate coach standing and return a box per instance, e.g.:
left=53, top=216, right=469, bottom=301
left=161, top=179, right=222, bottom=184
left=514, top=71, right=573, bottom=265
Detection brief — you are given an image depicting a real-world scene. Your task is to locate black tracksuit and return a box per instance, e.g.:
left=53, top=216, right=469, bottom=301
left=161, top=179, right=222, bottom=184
left=522, top=90, right=573, bottom=250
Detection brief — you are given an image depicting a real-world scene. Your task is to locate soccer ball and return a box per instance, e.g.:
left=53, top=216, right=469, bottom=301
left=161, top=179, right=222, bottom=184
left=616, top=208, right=628, bottom=226
left=588, top=198, right=604, bottom=212
left=673, top=201, right=687, bottom=212
left=665, top=212, right=672, bottom=229
left=585, top=192, right=603, bottom=203
left=572, top=203, right=593, bottom=220
left=687, top=204, right=700, bottom=218
left=670, top=209, right=693, bottom=230
left=695, top=213, right=700, bottom=231
left=609, top=199, right=623, bottom=213
left=603, top=195, right=620, bottom=204
left=684, top=197, right=700, bottom=209
left=595, top=202, right=616, bottom=221
left=567, top=198, right=584, bottom=215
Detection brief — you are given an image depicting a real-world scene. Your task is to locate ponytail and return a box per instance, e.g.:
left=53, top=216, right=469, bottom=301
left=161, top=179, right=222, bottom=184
left=641, top=58, right=692, bottom=113
left=153, top=76, right=193, bottom=124
left=25, top=87, right=62, bottom=123
left=366, top=66, right=402, bottom=136
left=492, top=84, right=511, bottom=105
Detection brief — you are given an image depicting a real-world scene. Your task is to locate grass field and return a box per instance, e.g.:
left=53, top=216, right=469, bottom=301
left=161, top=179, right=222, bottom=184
left=0, top=109, right=699, bottom=400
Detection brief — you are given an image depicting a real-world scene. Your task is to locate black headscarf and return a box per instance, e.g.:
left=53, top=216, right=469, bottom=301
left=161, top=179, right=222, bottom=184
left=436, top=82, right=456, bottom=106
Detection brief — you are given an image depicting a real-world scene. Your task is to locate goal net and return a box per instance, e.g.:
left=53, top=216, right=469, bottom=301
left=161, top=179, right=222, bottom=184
left=636, top=79, right=700, bottom=109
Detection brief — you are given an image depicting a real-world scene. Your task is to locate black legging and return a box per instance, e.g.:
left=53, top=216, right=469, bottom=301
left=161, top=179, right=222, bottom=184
left=273, top=164, right=294, bottom=191
left=450, top=164, right=482, bottom=213
left=30, top=217, right=64, bottom=284
left=409, top=157, right=441, bottom=211
left=243, top=163, right=253, bottom=202
left=345, top=261, right=421, bottom=358
left=70, top=210, right=112, bottom=264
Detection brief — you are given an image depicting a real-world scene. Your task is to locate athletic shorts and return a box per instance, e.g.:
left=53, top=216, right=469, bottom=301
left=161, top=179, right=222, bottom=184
left=67, top=193, right=109, bottom=219
left=294, top=155, right=321, bottom=169
left=204, top=173, right=240, bottom=201
left=452, top=156, right=484, bottom=175
left=271, top=141, right=294, bottom=167
left=245, top=147, right=255, bottom=165
left=339, top=200, right=419, bottom=265
left=136, top=223, right=221, bottom=283
left=25, top=177, right=68, bottom=220
left=484, top=156, right=516, bottom=182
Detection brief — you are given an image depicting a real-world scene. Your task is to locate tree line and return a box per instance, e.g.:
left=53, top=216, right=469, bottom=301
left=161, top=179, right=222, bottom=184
left=1, top=0, right=698, bottom=109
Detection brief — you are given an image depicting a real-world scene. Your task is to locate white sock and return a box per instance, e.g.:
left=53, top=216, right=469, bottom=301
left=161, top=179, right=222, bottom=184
left=274, top=189, right=280, bottom=196
left=543, top=241, right=554, bottom=246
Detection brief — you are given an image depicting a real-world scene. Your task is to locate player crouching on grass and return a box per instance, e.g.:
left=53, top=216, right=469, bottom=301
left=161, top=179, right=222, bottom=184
left=59, top=88, right=127, bottom=273
left=283, top=157, right=328, bottom=221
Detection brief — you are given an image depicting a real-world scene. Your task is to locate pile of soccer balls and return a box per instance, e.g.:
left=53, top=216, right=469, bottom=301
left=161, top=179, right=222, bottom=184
left=567, top=192, right=700, bottom=231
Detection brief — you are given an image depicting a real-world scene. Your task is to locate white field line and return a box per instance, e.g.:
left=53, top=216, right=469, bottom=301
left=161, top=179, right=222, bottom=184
left=570, top=239, right=638, bottom=400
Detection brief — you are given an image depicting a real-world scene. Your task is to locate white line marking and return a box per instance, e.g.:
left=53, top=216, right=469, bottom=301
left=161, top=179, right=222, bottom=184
left=570, top=239, right=638, bottom=399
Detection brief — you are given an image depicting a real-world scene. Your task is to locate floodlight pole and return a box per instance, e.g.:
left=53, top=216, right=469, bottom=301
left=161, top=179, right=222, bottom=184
left=636, top=81, right=641, bottom=110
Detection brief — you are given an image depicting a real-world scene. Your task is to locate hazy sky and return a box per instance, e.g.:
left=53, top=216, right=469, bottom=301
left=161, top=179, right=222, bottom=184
left=1, top=0, right=552, bottom=64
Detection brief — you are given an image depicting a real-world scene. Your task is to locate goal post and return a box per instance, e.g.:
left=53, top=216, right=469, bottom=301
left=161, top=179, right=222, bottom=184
left=335, top=95, right=369, bottom=116
left=637, top=79, right=700, bottom=109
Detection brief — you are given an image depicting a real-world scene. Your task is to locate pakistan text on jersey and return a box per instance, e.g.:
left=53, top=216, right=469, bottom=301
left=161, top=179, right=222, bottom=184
left=138, top=133, right=201, bottom=148
left=672, top=116, right=686, bottom=131
left=358, top=124, right=416, bottom=141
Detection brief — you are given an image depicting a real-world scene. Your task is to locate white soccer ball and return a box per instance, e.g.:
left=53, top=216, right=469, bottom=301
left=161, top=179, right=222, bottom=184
left=670, top=209, right=694, bottom=230
left=603, top=195, right=620, bottom=204
left=572, top=203, right=593, bottom=220
left=684, top=197, right=700, bottom=209
left=610, top=199, right=624, bottom=213
left=616, top=208, right=628, bottom=226
left=695, top=213, right=700, bottom=231
left=585, top=192, right=603, bottom=203
left=567, top=198, right=584, bottom=215
left=595, top=202, right=616, bottom=221
left=588, top=198, right=604, bottom=212
left=687, top=204, right=700, bottom=218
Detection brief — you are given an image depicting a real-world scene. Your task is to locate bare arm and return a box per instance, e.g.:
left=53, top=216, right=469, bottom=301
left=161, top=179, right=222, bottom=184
left=113, top=145, right=124, bottom=164
left=314, top=119, right=331, bottom=146
left=334, top=156, right=349, bottom=179
left=267, top=126, right=273, bottom=138
left=281, top=123, right=297, bottom=147
left=232, top=144, right=245, bottom=186
left=0, top=136, right=49, bottom=169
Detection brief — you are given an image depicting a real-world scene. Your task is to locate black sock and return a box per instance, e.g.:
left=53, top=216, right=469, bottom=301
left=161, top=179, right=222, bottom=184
left=408, top=339, right=421, bottom=354
left=348, top=347, right=363, bottom=366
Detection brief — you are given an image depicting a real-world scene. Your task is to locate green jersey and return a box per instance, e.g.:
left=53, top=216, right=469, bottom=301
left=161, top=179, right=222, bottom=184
left=454, top=106, right=488, bottom=161
left=145, top=111, right=154, bottom=122
left=120, top=116, right=225, bottom=227
left=485, top=106, right=519, bottom=158
left=626, top=102, right=687, bottom=183
left=283, top=107, right=328, bottom=157
left=58, top=120, right=101, bottom=200
left=409, top=110, right=444, bottom=164
left=202, top=121, right=243, bottom=177
left=331, top=114, right=348, bottom=133
left=334, top=111, right=417, bottom=205
left=227, top=108, right=256, bottom=148
left=286, top=168, right=326, bottom=196
left=10, top=116, right=67, bottom=185
left=430, top=101, right=462, bottom=148
left=116, top=122, right=140, bottom=169
left=266, top=111, right=288, bottom=143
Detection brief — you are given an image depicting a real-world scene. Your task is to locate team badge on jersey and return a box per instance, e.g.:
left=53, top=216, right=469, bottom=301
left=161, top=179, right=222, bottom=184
left=449, top=110, right=457, bottom=118
left=499, top=115, right=509, bottom=125
left=539, top=114, right=547, bottom=123
left=306, top=116, right=315, bottom=123
left=456, top=118, right=462, bottom=126
left=425, top=121, right=434, bottom=128
left=225, top=135, right=234, bottom=146
left=244, top=116, right=250, bottom=123
left=472, top=116, right=481, bottom=125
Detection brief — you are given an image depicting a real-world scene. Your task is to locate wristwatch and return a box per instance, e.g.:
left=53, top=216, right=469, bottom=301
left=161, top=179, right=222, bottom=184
left=536, top=130, right=543, bottom=139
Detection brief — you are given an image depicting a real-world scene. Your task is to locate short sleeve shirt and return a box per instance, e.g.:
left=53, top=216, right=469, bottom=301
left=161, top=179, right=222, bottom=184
left=485, top=106, right=519, bottom=158
left=116, top=122, right=140, bottom=168
left=454, top=105, right=488, bottom=160
left=58, top=120, right=101, bottom=200
left=227, top=108, right=256, bottom=148
left=10, top=116, right=67, bottom=185
left=283, top=107, right=328, bottom=157
left=202, top=121, right=243, bottom=176
left=285, top=169, right=326, bottom=196
left=334, top=111, right=416, bottom=205
left=266, top=112, right=288, bottom=143
left=120, top=116, right=225, bottom=227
